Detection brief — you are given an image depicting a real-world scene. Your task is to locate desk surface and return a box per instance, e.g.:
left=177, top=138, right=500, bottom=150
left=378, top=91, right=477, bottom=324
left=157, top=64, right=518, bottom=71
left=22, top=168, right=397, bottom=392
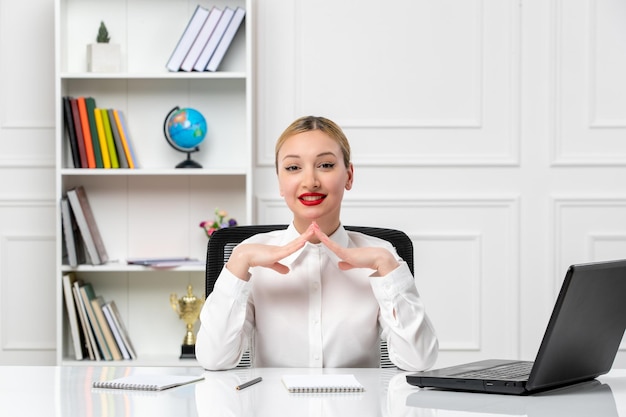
left=0, top=366, right=624, bottom=416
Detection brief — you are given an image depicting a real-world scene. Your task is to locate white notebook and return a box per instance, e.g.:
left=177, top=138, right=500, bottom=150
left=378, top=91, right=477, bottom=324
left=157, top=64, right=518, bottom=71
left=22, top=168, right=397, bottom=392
left=92, top=374, right=204, bottom=391
left=281, top=374, right=365, bottom=393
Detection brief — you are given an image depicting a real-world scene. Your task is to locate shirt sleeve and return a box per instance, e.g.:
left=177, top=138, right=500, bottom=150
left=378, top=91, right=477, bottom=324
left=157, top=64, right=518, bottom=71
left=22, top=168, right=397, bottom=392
left=370, top=262, right=439, bottom=371
left=195, top=267, right=254, bottom=370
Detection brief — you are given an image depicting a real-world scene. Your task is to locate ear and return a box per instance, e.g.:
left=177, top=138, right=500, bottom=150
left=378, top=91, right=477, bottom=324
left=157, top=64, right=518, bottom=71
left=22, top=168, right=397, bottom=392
left=345, top=163, right=354, bottom=190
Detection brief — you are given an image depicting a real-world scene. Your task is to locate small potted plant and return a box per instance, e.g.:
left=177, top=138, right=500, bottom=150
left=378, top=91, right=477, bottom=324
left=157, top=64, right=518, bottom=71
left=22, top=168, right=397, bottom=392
left=87, top=21, right=121, bottom=72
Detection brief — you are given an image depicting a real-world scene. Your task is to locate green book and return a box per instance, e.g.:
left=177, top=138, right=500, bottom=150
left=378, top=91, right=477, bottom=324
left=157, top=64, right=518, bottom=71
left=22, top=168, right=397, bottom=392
left=85, top=97, right=103, bottom=168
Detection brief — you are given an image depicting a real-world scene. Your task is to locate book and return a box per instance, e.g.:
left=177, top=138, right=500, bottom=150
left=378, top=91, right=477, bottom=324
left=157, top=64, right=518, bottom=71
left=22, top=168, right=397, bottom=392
left=281, top=374, right=365, bottom=393
left=193, top=7, right=235, bottom=71
left=85, top=97, right=104, bottom=168
left=112, top=109, right=135, bottom=169
left=70, top=98, right=88, bottom=168
left=77, top=97, right=96, bottom=168
left=102, top=301, right=134, bottom=360
left=93, top=374, right=204, bottom=391
left=73, top=279, right=99, bottom=360
left=116, top=110, right=139, bottom=168
left=66, top=186, right=109, bottom=265
left=206, top=7, right=246, bottom=72
left=107, top=109, right=128, bottom=168
left=61, top=197, right=81, bottom=267
left=166, top=5, right=211, bottom=72
left=91, top=296, right=123, bottom=360
left=100, top=109, right=119, bottom=168
left=62, top=273, right=85, bottom=360
left=93, top=107, right=111, bottom=168
left=62, top=96, right=80, bottom=168
left=180, top=7, right=222, bottom=71
left=79, top=283, right=112, bottom=360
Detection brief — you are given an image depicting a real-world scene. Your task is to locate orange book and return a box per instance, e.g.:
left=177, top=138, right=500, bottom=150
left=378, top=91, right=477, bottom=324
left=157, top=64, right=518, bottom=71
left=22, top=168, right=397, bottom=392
left=77, top=97, right=96, bottom=168
left=113, top=110, right=135, bottom=169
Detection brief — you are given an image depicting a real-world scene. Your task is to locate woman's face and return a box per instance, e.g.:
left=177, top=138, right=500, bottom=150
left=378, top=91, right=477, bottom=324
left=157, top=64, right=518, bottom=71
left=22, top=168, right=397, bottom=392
left=277, top=129, right=353, bottom=234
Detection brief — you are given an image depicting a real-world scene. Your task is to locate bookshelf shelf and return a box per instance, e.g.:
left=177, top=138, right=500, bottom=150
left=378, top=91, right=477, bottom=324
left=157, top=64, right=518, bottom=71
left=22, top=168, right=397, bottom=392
left=60, top=168, right=248, bottom=176
left=55, top=0, right=252, bottom=366
left=60, top=71, right=247, bottom=80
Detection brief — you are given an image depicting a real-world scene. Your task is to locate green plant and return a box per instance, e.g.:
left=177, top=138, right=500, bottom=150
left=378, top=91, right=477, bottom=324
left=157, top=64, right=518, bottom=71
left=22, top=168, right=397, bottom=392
left=97, top=21, right=110, bottom=43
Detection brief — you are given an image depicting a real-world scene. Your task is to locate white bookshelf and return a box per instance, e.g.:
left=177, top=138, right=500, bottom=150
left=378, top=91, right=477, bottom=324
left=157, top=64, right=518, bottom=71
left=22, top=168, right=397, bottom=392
left=54, top=0, right=253, bottom=366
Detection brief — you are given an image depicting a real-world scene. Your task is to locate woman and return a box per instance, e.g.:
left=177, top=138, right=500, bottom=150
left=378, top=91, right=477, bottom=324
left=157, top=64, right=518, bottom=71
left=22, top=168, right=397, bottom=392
left=196, top=116, right=438, bottom=371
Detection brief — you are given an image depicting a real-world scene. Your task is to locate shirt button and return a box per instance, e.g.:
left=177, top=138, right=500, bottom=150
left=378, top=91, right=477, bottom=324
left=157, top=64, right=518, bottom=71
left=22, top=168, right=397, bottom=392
left=311, top=282, right=320, bottom=291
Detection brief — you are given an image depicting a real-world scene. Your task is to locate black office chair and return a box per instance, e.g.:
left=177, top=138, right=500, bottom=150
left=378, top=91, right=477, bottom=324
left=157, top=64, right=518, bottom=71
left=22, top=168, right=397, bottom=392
left=205, top=224, right=415, bottom=368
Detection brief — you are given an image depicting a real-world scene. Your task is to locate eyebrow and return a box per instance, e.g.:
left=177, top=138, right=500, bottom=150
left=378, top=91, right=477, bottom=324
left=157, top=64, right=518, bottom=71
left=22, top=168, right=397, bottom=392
left=281, top=151, right=337, bottom=161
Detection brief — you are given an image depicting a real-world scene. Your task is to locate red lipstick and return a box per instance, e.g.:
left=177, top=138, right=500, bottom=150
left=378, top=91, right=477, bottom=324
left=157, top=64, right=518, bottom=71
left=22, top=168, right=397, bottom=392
left=298, top=193, right=326, bottom=206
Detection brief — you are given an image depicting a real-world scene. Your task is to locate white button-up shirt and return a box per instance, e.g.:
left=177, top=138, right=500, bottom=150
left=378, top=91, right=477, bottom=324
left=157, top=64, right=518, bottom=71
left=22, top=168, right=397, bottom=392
left=196, top=224, right=438, bottom=371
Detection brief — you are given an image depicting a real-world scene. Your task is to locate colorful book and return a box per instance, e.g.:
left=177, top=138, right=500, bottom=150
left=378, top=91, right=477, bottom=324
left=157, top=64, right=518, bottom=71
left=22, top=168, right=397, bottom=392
left=112, top=110, right=134, bottom=169
left=166, top=5, right=211, bottom=72
left=116, top=110, right=138, bottom=168
left=108, top=109, right=128, bottom=168
left=100, top=109, right=119, bottom=168
left=77, top=97, right=96, bottom=168
left=180, top=7, right=222, bottom=71
left=62, top=96, right=81, bottom=168
left=206, top=7, right=246, bottom=72
left=193, top=7, right=234, bottom=71
left=70, top=98, right=87, bottom=168
left=85, top=97, right=103, bottom=168
left=94, top=108, right=111, bottom=168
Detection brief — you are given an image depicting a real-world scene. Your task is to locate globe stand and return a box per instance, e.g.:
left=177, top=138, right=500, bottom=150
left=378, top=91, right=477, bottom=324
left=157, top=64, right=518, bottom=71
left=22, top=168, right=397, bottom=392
left=163, top=106, right=206, bottom=169
left=176, top=151, right=203, bottom=169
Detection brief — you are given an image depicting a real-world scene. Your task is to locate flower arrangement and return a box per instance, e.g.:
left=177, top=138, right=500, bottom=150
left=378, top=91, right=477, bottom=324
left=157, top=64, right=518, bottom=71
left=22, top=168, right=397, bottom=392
left=200, top=208, right=237, bottom=238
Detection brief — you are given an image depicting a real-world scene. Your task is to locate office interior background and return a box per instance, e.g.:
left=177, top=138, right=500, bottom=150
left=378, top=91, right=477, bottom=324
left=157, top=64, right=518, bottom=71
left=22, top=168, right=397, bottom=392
left=0, top=0, right=625, bottom=367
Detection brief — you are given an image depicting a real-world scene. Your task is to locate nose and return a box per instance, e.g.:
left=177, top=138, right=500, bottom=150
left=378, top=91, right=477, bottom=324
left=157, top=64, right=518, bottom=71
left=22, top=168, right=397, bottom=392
left=303, top=167, right=320, bottom=189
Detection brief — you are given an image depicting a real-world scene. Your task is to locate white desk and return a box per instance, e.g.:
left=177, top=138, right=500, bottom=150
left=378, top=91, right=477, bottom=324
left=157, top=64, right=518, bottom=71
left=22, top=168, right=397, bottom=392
left=0, top=366, right=624, bottom=416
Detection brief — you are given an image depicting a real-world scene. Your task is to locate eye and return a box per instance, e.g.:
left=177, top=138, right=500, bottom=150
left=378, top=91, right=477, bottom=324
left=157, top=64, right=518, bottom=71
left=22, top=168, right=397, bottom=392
left=284, top=164, right=300, bottom=172
left=318, top=162, right=335, bottom=169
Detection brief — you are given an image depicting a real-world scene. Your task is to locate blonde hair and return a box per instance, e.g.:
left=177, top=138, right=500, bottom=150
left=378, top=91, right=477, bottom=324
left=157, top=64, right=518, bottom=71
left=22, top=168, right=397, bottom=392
left=275, top=116, right=351, bottom=173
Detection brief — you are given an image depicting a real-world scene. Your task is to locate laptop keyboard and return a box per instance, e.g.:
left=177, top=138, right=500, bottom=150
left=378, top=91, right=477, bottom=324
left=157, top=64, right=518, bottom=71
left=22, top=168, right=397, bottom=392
left=452, top=361, right=533, bottom=380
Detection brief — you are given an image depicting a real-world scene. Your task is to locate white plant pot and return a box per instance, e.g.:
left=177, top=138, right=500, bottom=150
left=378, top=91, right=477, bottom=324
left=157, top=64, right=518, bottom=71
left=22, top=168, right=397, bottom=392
left=87, top=43, right=121, bottom=73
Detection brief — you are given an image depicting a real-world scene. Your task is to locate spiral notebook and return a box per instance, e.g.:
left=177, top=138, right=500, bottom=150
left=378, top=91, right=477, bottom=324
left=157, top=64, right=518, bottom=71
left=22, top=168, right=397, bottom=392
left=92, top=374, right=204, bottom=391
left=281, top=374, right=364, bottom=393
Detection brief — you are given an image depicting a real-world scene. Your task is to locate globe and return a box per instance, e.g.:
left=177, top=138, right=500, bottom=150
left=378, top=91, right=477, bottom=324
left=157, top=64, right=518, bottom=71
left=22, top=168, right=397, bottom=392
left=163, top=106, right=207, bottom=168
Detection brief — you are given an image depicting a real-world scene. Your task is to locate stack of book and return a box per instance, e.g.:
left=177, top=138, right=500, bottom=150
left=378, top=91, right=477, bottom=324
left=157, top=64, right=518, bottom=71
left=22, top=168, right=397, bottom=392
left=62, top=96, right=137, bottom=169
left=61, top=185, right=108, bottom=266
left=166, top=4, right=246, bottom=72
left=62, top=273, right=136, bottom=361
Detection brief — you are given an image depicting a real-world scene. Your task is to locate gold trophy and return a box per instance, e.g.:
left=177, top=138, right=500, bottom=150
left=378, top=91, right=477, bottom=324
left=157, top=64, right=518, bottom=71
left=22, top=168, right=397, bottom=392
left=170, top=284, right=204, bottom=359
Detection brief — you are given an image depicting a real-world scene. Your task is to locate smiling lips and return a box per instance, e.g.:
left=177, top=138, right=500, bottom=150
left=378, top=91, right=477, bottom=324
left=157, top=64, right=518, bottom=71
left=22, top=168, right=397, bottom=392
left=299, top=193, right=326, bottom=206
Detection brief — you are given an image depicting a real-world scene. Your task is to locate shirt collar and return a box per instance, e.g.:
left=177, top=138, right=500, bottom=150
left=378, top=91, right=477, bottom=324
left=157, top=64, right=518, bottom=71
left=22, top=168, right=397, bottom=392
left=279, top=223, right=349, bottom=267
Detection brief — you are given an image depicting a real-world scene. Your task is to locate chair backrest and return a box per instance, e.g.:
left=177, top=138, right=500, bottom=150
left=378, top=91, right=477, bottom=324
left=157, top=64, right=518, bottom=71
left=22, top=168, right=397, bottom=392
left=204, top=224, right=415, bottom=368
left=206, top=224, right=414, bottom=296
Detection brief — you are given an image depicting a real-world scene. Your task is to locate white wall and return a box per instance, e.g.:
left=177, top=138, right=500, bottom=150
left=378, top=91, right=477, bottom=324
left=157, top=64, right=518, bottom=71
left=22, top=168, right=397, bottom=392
left=0, top=0, right=624, bottom=367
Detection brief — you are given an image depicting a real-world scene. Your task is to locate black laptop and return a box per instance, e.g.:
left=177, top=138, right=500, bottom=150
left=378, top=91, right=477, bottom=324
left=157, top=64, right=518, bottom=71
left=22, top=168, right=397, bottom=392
left=407, top=259, right=626, bottom=395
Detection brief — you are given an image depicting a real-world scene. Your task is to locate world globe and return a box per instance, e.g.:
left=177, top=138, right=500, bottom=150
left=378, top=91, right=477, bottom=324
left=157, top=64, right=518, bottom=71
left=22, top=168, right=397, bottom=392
left=163, top=106, right=207, bottom=168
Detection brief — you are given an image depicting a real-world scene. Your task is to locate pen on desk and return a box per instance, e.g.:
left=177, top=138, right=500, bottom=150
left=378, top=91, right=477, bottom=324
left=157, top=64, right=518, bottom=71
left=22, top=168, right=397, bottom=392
left=236, top=376, right=262, bottom=390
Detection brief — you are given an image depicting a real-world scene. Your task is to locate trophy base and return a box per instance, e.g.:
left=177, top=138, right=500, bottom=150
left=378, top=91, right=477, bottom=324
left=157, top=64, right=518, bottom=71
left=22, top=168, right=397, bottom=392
left=179, top=344, right=196, bottom=359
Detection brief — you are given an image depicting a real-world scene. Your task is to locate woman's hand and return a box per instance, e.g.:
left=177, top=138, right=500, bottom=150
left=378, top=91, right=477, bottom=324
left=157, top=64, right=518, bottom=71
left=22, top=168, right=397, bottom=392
left=311, top=222, right=400, bottom=276
left=225, top=223, right=317, bottom=280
